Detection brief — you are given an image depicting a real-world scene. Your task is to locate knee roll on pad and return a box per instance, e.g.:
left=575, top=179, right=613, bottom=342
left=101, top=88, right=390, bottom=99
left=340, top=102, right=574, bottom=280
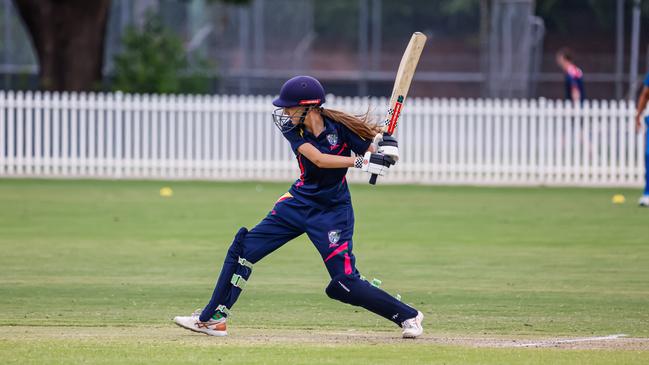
left=325, top=274, right=368, bottom=305
left=226, top=227, right=249, bottom=259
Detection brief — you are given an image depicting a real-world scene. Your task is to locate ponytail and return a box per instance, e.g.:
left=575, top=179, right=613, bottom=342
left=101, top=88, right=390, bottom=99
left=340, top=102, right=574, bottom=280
left=319, top=108, right=381, bottom=140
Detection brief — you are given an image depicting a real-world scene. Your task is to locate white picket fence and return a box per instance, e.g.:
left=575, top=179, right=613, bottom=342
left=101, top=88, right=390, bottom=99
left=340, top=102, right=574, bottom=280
left=0, top=91, right=645, bottom=186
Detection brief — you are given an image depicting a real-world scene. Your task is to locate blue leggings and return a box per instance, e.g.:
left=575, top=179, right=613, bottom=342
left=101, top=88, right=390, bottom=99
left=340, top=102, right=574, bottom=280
left=199, top=194, right=418, bottom=325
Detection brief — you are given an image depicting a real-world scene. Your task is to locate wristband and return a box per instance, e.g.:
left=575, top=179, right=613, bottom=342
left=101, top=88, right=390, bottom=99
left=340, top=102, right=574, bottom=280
left=354, top=156, right=364, bottom=169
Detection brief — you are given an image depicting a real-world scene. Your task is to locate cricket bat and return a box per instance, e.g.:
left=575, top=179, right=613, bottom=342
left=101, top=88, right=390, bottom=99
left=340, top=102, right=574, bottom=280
left=370, top=32, right=427, bottom=185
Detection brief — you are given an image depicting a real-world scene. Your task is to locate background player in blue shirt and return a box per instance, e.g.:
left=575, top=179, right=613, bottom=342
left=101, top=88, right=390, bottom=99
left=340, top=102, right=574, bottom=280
left=174, top=76, right=424, bottom=338
left=635, top=73, right=649, bottom=207
left=556, top=48, right=585, bottom=103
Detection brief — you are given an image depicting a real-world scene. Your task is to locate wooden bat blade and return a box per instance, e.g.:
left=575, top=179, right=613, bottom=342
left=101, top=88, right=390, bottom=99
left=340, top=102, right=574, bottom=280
left=381, top=32, right=426, bottom=135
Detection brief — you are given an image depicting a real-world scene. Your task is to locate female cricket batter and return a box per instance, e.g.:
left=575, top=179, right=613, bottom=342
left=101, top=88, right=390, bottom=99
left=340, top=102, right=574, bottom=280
left=174, top=76, right=424, bottom=338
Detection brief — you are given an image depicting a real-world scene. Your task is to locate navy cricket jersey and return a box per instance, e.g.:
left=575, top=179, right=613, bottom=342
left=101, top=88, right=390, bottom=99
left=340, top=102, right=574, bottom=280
left=645, top=73, right=649, bottom=88
left=564, top=64, right=585, bottom=101
left=281, top=117, right=371, bottom=210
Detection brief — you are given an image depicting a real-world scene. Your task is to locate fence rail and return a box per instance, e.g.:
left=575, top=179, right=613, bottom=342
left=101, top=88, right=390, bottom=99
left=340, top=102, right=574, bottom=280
left=0, top=91, right=645, bottom=187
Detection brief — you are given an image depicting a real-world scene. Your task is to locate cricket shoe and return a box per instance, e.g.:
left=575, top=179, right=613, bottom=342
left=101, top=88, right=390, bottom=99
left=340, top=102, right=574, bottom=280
left=401, top=311, right=424, bottom=338
left=173, top=309, right=227, bottom=337
left=639, top=195, right=649, bottom=207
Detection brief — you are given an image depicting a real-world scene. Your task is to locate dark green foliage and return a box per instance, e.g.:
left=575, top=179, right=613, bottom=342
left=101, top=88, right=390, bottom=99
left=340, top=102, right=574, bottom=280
left=112, top=12, right=211, bottom=94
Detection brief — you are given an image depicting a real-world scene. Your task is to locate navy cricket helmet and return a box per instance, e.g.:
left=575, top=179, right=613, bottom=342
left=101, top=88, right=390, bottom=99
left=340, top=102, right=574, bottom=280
left=271, top=76, right=326, bottom=133
left=272, top=75, right=326, bottom=108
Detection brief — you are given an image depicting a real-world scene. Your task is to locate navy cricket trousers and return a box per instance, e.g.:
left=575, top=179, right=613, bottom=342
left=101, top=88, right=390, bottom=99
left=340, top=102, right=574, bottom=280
left=200, top=193, right=418, bottom=325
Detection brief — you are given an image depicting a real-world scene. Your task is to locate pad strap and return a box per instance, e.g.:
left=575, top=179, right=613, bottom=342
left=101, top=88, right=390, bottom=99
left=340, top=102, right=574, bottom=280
left=216, top=304, right=231, bottom=316
left=231, top=274, right=247, bottom=289
left=238, top=257, right=254, bottom=269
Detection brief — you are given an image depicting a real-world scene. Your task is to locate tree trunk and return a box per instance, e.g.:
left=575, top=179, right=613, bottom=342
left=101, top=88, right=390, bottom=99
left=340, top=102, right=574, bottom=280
left=13, top=0, right=111, bottom=91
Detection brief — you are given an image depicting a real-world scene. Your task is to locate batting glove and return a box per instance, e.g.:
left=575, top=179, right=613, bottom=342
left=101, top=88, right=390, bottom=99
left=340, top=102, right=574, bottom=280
left=378, top=134, right=399, bottom=162
left=355, top=151, right=395, bottom=176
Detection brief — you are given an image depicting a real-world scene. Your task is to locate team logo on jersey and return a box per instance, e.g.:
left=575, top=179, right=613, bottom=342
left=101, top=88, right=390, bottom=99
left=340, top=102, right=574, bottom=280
left=328, top=230, right=341, bottom=246
left=326, top=133, right=338, bottom=146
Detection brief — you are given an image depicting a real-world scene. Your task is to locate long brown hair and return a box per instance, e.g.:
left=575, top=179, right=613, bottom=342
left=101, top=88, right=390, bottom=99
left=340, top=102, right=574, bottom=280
left=319, top=108, right=381, bottom=139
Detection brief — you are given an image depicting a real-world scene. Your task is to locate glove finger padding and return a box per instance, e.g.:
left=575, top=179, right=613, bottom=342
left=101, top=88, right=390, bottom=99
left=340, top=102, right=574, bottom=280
left=360, top=151, right=393, bottom=176
left=378, top=135, right=399, bottom=162
left=371, top=133, right=384, bottom=152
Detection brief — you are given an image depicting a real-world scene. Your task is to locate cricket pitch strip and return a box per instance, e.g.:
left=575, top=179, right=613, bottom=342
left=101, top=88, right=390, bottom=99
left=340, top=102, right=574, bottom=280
left=2, top=325, right=648, bottom=351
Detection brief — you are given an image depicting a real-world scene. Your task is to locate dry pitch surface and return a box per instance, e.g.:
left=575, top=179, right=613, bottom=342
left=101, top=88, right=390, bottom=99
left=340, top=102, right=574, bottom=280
left=3, top=326, right=649, bottom=350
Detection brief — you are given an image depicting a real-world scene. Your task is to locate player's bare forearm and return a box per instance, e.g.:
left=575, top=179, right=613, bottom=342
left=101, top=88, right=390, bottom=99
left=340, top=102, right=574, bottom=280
left=635, top=87, right=649, bottom=131
left=636, top=87, right=649, bottom=117
left=298, top=143, right=355, bottom=168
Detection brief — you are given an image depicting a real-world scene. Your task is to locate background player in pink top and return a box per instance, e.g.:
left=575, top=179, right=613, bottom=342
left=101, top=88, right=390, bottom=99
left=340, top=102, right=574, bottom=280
left=556, top=48, right=585, bottom=103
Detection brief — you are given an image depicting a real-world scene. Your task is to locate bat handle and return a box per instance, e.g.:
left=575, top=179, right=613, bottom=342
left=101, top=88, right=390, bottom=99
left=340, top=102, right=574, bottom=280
left=369, top=173, right=378, bottom=185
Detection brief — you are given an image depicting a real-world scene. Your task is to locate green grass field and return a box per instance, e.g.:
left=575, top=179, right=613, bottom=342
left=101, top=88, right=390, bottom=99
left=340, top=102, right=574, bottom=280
left=1, top=179, right=648, bottom=364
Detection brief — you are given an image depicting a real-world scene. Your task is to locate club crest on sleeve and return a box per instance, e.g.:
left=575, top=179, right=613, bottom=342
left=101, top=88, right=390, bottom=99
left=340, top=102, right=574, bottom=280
left=328, top=230, right=341, bottom=246
left=326, top=133, right=338, bottom=146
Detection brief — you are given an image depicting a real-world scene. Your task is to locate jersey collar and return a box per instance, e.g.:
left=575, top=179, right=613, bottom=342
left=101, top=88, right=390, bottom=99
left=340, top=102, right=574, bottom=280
left=302, top=117, right=336, bottom=140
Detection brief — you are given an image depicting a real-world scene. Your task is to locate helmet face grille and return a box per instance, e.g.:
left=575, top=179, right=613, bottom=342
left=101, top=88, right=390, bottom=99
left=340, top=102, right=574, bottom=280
left=271, top=108, right=301, bottom=133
